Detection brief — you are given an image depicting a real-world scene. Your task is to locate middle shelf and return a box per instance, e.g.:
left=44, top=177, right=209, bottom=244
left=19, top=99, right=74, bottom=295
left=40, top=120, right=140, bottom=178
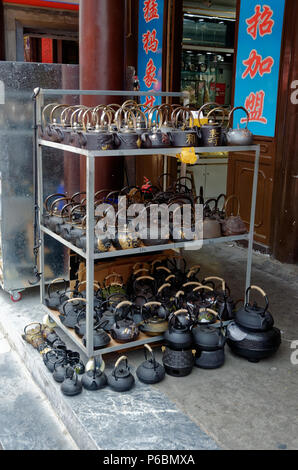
left=41, top=225, right=249, bottom=259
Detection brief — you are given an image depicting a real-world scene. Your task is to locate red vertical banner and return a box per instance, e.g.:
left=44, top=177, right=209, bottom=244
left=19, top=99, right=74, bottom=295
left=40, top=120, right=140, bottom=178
left=41, top=38, right=53, bottom=63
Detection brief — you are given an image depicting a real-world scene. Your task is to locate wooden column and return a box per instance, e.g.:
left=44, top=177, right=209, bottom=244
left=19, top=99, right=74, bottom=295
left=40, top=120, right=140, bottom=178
left=79, top=0, right=125, bottom=191
left=271, top=0, right=298, bottom=263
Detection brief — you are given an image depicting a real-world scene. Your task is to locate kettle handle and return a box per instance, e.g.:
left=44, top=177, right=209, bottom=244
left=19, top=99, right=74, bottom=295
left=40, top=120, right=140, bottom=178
left=133, top=268, right=150, bottom=276
left=193, top=285, right=214, bottom=293
left=175, top=290, right=185, bottom=298
left=197, top=102, right=219, bottom=127
left=157, top=283, right=171, bottom=294
left=115, top=300, right=133, bottom=310
left=62, top=297, right=87, bottom=316
left=144, top=343, right=158, bottom=369
left=155, top=266, right=172, bottom=274
left=228, top=106, right=249, bottom=130
left=204, top=276, right=226, bottom=292
left=165, top=274, right=175, bottom=282
left=44, top=193, right=66, bottom=212
left=114, top=355, right=128, bottom=375
left=224, top=194, right=241, bottom=217
left=199, top=307, right=218, bottom=316
left=144, top=301, right=162, bottom=308
left=47, top=278, right=67, bottom=299
left=78, top=280, right=101, bottom=291
left=186, top=264, right=201, bottom=278
left=245, top=285, right=269, bottom=314
left=206, top=107, right=226, bottom=126
left=182, top=281, right=202, bottom=289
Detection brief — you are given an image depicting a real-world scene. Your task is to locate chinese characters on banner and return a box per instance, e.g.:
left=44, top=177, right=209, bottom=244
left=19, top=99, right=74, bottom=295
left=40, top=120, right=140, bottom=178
left=233, top=1, right=285, bottom=137
left=138, top=0, right=165, bottom=109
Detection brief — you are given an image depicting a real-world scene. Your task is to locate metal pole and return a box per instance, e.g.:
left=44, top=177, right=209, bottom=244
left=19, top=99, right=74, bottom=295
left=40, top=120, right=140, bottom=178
left=86, top=155, right=95, bottom=356
left=36, top=93, right=45, bottom=303
left=245, top=145, right=260, bottom=292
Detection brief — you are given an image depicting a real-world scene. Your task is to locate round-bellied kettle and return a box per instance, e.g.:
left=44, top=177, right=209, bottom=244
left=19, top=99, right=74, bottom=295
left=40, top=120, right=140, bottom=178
left=110, top=301, right=139, bottom=343
left=59, top=297, right=87, bottom=329
left=81, top=357, right=107, bottom=391
left=226, top=285, right=281, bottom=362
left=43, top=348, right=66, bottom=373
left=44, top=278, right=68, bottom=310
left=107, top=356, right=135, bottom=392
left=138, top=301, right=169, bottom=337
left=82, top=320, right=111, bottom=350
left=163, top=309, right=194, bottom=350
left=136, top=344, right=165, bottom=384
left=225, top=106, right=253, bottom=146
left=61, top=367, right=83, bottom=396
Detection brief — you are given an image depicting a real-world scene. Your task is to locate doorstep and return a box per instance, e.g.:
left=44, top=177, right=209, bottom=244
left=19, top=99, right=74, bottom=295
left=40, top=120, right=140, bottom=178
left=0, top=287, right=220, bottom=451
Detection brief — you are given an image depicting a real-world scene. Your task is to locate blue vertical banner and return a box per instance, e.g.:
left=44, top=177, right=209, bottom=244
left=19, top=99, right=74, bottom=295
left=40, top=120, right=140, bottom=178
left=234, top=0, right=285, bottom=137
left=138, top=0, right=165, bottom=108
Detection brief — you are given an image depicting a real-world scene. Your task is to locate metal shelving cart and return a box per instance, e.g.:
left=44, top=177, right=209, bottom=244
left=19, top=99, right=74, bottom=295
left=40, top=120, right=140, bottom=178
left=36, top=88, right=260, bottom=359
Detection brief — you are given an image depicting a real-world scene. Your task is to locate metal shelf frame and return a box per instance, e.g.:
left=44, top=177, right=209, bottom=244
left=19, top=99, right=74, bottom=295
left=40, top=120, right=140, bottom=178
left=36, top=88, right=260, bottom=358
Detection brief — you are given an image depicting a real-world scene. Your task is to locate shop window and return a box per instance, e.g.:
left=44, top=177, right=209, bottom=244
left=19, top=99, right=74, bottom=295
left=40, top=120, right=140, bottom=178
left=181, top=12, right=236, bottom=108
left=23, top=34, right=78, bottom=64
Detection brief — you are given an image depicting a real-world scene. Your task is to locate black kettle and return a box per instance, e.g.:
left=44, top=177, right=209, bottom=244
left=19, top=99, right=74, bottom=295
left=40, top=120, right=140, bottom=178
left=136, top=344, right=165, bottom=384
left=163, top=309, right=193, bottom=350
left=226, top=285, right=281, bottom=362
left=193, top=320, right=226, bottom=369
left=81, top=357, right=107, bottom=391
left=61, top=367, right=83, bottom=396
left=59, top=298, right=87, bottom=329
left=45, top=278, right=68, bottom=310
left=107, top=356, right=135, bottom=392
left=82, top=320, right=111, bottom=350
left=110, top=301, right=139, bottom=343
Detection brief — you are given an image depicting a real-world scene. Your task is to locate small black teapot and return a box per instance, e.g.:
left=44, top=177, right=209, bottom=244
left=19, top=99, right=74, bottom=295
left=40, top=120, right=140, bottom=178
left=110, top=301, right=139, bottom=343
left=81, top=357, right=107, bottom=391
left=45, top=278, right=68, bottom=310
left=136, top=344, right=165, bottom=384
left=107, top=356, right=135, bottom=392
left=61, top=367, right=83, bottom=396
left=59, top=298, right=87, bottom=329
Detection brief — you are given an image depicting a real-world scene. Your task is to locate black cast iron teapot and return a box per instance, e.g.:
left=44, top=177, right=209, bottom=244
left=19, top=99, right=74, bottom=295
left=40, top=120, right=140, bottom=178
left=107, top=355, right=135, bottom=392
left=198, top=103, right=226, bottom=147
left=81, top=357, right=107, bottom=391
left=163, top=309, right=193, bottom=350
left=45, top=278, right=68, bottom=310
left=136, top=344, right=165, bottom=384
left=110, top=301, right=139, bottom=343
left=226, top=285, right=281, bottom=362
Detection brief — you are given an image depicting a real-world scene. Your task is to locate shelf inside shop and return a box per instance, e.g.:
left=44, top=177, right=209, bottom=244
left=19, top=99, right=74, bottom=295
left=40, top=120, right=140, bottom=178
left=44, top=305, right=164, bottom=357
left=41, top=225, right=249, bottom=260
left=38, top=139, right=259, bottom=158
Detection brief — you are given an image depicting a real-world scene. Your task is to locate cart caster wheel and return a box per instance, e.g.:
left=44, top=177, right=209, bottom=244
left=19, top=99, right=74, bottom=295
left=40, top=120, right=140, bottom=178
left=10, top=291, right=22, bottom=302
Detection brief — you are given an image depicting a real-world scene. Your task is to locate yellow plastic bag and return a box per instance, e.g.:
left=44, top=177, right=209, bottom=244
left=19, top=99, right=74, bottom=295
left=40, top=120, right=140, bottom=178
left=176, top=147, right=197, bottom=165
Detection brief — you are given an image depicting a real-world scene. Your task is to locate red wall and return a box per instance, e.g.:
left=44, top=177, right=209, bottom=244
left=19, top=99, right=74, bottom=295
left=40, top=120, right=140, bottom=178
left=3, top=0, right=79, bottom=10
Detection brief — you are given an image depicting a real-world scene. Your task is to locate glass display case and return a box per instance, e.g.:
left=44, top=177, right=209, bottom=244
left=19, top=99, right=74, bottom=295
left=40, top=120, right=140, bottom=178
left=181, top=14, right=235, bottom=109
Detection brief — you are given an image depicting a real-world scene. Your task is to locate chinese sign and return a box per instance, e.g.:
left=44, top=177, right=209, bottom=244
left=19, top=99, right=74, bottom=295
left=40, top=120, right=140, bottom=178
left=138, top=0, right=165, bottom=109
left=233, top=1, right=285, bottom=137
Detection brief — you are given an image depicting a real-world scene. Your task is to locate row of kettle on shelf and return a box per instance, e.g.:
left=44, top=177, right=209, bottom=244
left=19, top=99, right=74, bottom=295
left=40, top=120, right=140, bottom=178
left=45, top=257, right=281, bottom=365
left=39, top=100, right=254, bottom=150
left=42, top=181, right=247, bottom=251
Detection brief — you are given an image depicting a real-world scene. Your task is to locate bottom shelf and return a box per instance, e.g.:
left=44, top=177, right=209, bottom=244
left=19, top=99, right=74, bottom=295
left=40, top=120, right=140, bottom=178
left=44, top=305, right=164, bottom=357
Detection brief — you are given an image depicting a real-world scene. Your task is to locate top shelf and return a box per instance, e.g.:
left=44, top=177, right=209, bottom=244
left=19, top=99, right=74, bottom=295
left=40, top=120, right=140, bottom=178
left=38, top=139, right=259, bottom=158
